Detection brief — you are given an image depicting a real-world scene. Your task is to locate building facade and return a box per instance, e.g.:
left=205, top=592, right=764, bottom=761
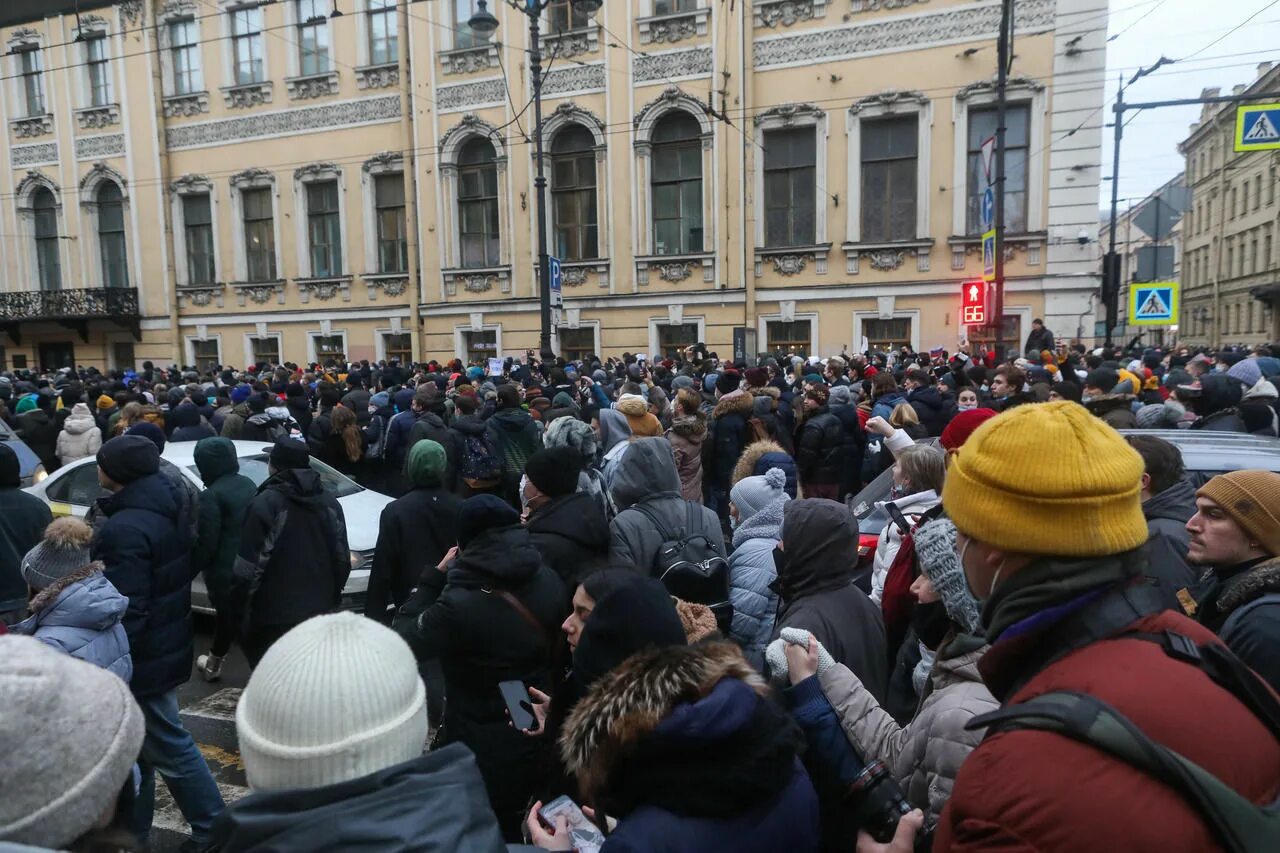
left=0, top=0, right=1107, bottom=372
left=1178, top=62, right=1280, bottom=348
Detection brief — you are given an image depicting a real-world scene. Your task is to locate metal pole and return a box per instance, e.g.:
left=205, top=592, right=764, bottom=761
left=529, top=7, right=554, bottom=362
left=1104, top=75, right=1124, bottom=349
left=991, top=0, right=1011, bottom=360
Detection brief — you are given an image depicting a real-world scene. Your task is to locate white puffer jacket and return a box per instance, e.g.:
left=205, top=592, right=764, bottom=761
left=818, top=634, right=997, bottom=827
left=55, top=403, right=103, bottom=466
left=869, top=488, right=940, bottom=604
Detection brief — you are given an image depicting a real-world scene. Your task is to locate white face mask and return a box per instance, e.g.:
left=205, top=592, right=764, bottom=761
left=958, top=401, right=977, bottom=412
left=958, top=536, right=1004, bottom=601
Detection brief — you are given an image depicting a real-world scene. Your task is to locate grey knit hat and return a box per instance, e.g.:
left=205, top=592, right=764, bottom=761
left=1134, top=400, right=1186, bottom=430
left=913, top=518, right=982, bottom=635
left=730, top=467, right=788, bottom=520
left=21, top=517, right=94, bottom=592
left=545, top=415, right=599, bottom=461
left=0, top=635, right=145, bottom=848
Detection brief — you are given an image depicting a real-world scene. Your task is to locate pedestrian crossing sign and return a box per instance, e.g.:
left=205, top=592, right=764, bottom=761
left=1235, top=104, right=1280, bottom=152
left=1129, top=281, right=1179, bottom=326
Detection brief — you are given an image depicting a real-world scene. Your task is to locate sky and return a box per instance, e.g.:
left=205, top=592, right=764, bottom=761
left=1100, top=0, right=1280, bottom=210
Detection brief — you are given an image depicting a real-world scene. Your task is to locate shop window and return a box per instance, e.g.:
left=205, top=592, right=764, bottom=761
left=250, top=336, right=280, bottom=366
left=192, top=339, right=220, bottom=374
left=863, top=318, right=913, bottom=353
left=766, top=320, right=811, bottom=357
left=314, top=334, right=346, bottom=365
left=383, top=333, right=412, bottom=364
left=464, top=329, right=497, bottom=363
left=657, top=323, right=699, bottom=359
left=558, top=327, right=594, bottom=362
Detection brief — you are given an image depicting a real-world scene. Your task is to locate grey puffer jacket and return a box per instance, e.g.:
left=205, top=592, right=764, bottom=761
left=11, top=562, right=132, bottom=682
left=608, top=437, right=725, bottom=575
left=728, top=493, right=787, bottom=671
left=817, top=632, right=996, bottom=827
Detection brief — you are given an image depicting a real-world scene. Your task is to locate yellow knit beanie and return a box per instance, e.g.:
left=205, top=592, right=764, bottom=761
left=943, top=401, right=1148, bottom=557
left=1196, top=471, right=1280, bottom=557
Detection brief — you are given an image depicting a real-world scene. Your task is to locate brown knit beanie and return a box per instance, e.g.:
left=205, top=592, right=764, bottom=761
left=1196, top=471, right=1280, bottom=557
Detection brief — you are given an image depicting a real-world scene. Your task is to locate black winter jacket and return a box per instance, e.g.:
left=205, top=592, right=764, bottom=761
left=771, top=499, right=888, bottom=702
left=366, top=485, right=461, bottom=624
left=907, top=387, right=957, bottom=438
left=794, top=408, right=849, bottom=488
left=526, top=490, right=610, bottom=589
left=396, top=523, right=565, bottom=836
left=828, top=403, right=867, bottom=499
left=233, top=468, right=350, bottom=628
left=407, top=412, right=460, bottom=492
left=93, top=473, right=195, bottom=696
left=0, top=486, right=52, bottom=615
left=1140, top=477, right=1198, bottom=609
left=1194, top=555, right=1280, bottom=695
left=17, top=409, right=58, bottom=471
left=285, top=397, right=312, bottom=437
left=193, top=439, right=257, bottom=605
left=706, top=392, right=755, bottom=491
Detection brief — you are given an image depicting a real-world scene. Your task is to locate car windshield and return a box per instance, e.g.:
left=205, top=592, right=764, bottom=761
left=850, top=465, right=897, bottom=535
left=185, top=455, right=363, bottom=498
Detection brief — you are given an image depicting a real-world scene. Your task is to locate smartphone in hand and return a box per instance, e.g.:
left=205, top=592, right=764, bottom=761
left=539, top=795, right=605, bottom=853
left=499, top=680, right=535, bottom=732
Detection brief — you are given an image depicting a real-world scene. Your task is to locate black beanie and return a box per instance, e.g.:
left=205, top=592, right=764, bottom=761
left=1085, top=367, right=1119, bottom=393
left=97, top=435, right=160, bottom=486
left=0, top=444, right=20, bottom=488
left=248, top=392, right=269, bottom=414
left=457, top=494, right=520, bottom=548
left=572, top=575, right=687, bottom=692
left=525, top=447, right=582, bottom=498
left=269, top=436, right=310, bottom=470
left=715, top=371, right=741, bottom=395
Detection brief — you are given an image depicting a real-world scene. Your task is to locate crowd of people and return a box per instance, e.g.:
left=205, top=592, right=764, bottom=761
left=1, top=332, right=1280, bottom=852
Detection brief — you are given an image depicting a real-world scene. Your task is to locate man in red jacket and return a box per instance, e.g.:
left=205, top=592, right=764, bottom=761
left=862, top=401, right=1280, bottom=853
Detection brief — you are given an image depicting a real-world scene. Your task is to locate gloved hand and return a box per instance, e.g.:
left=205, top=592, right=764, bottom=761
left=765, top=627, right=835, bottom=686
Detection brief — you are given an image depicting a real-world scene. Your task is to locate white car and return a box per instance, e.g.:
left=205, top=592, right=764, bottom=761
left=24, top=440, right=394, bottom=614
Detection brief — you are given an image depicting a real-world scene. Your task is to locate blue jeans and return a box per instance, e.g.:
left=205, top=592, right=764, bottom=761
left=130, top=689, right=226, bottom=845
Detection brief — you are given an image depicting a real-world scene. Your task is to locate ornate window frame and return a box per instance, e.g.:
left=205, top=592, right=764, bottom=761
left=157, top=1, right=209, bottom=116
left=539, top=4, right=601, bottom=58
left=439, top=3, right=499, bottom=76
left=752, top=0, right=828, bottom=28
left=453, top=318, right=504, bottom=361
left=633, top=86, right=716, bottom=285
left=853, top=304, right=922, bottom=353
left=6, top=28, right=52, bottom=136
left=360, top=151, right=412, bottom=297
left=293, top=162, right=351, bottom=300
left=218, top=0, right=273, bottom=109
left=355, top=0, right=400, bottom=89
left=756, top=307, right=820, bottom=358
left=283, top=0, right=340, bottom=100
left=170, top=174, right=224, bottom=304
left=184, top=333, right=223, bottom=368
left=647, top=313, right=707, bottom=359
left=243, top=327, right=284, bottom=366
left=553, top=311, right=601, bottom=358
left=951, top=77, right=1047, bottom=238
left=228, top=167, right=284, bottom=293
left=15, top=170, right=65, bottom=290
left=540, top=102, right=610, bottom=285
left=438, top=114, right=511, bottom=295
left=72, top=15, right=120, bottom=129
left=753, top=103, right=830, bottom=276
left=636, top=1, right=710, bottom=46
left=77, top=162, right=132, bottom=290
left=844, top=90, right=934, bottom=274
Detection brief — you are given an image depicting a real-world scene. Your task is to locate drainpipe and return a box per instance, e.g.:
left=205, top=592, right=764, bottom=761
left=398, top=0, right=422, bottom=363
left=147, top=3, right=182, bottom=365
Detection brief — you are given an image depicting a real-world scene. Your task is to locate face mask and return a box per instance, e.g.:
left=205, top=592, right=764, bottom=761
left=1081, top=394, right=1095, bottom=403
left=912, top=601, right=951, bottom=651
left=518, top=474, right=532, bottom=511
left=958, top=402, right=976, bottom=412
left=729, top=514, right=739, bottom=531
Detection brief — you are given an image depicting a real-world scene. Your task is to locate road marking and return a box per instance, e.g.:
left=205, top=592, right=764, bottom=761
left=181, top=687, right=242, bottom=722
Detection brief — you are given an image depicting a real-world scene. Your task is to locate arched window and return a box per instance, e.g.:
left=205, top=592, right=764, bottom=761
left=32, top=188, right=61, bottom=291
left=97, top=182, right=128, bottom=288
left=551, top=125, right=597, bottom=260
left=650, top=111, right=702, bottom=255
left=458, top=137, right=499, bottom=268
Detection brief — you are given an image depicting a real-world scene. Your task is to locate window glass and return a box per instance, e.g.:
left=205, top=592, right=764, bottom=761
left=454, top=0, right=492, bottom=49
left=296, top=0, right=331, bottom=76
left=458, top=138, right=500, bottom=268
left=183, top=194, right=215, bottom=285
left=46, top=463, right=109, bottom=506
left=763, top=126, right=816, bottom=247
left=33, top=188, right=61, bottom=291
left=231, top=7, right=264, bottom=84
left=966, top=105, right=1029, bottom=233
left=766, top=320, right=810, bottom=356
left=97, top=183, right=128, bottom=288
left=20, top=49, right=45, bottom=116
left=368, top=0, right=398, bottom=64
left=651, top=112, right=703, bottom=255
left=306, top=180, right=342, bottom=276
left=169, top=19, right=201, bottom=94
left=657, top=323, right=699, bottom=358
left=861, top=116, right=917, bottom=242
left=86, top=36, right=110, bottom=106
left=465, top=330, right=497, bottom=363
left=374, top=174, right=407, bottom=273
left=551, top=125, right=598, bottom=260
left=242, top=187, right=276, bottom=281
left=557, top=327, right=594, bottom=361
left=548, top=0, right=590, bottom=32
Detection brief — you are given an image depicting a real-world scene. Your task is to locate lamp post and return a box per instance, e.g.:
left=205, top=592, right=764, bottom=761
left=469, top=0, right=602, bottom=364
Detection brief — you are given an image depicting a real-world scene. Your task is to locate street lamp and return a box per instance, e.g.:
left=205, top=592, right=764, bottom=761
left=469, top=0, right=601, bottom=363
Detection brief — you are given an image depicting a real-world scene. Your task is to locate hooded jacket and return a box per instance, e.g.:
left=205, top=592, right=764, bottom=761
left=192, top=438, right=257, bottom=605
left=907, top=386, right=957, bottom=438
left=209, top=745, right=507, bottom=853
left=11, top=562, right=132, bottom=681
left=233, top=468, right=350, bottom=629
left=1084, top=393, right=1138, bottom=429
left=0, top=481, right=52, bottom=615
left=870, top=390, right=907, bottom=422
left=397, top=522, right=564, bottom=837
left=1140, top=477, right=1199, bottom=608
left=559, top=642, right=820, bottom=853
left=219, top=401, right=251, bottom=440
left=728, top=493, right=787, bottom=671
left=526, top=491, right=610, bottom=589
left=1193, top=555, right=1280, bottom=695
left=665, top=412, right=707, bottom=504
left=817, top=633, right=996, bottom=827
left=169, top=402, right=216, bottom=443
left=54, top=403, right=102, bottom=466
left=731, top=439, right=798, bottom=499
left=366, top=483, right=462, bottom=625
left=935, top=552, right=1280, bottom=851
left=771, top=500, right=888, bottom=702
left=794, top=405, right=849, bottom=489
left=607, top=437, right=725, bottom=575
left=706, top=391, right=755, bottom=492
left=93, top=471, right=194, bottom=696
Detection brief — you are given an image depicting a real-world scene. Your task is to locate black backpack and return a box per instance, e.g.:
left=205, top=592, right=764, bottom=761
left=968, top=587, right=1280, bottom=853
left=634, top=502, right=732, bottom=633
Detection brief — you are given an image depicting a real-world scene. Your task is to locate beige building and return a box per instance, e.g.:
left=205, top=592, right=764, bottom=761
left=0, top=0, right=1107, bottom=372
left=1178, top=62, right=1280, bottom=348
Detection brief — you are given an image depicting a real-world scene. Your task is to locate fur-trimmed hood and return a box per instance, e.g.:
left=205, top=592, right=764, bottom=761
left=668, top=410, right=707, bottom=439
left=560, top=642, right=768, bottom=800
left=731, top=440, right=785, bottom=487
left=27, top=561, right=110, bottom=614
left=1217, top=555, right=1280, bottom=613
left=615, top=395, right=650, bottom=418
left=712, top=389, right=755, bottom=420
left=751, top=386, right=781, bottom=401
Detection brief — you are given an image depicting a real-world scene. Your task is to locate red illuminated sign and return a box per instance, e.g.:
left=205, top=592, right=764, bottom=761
left=961, top=280, right=986, bottom=326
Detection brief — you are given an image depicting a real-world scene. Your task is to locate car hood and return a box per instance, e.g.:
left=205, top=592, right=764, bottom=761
left=337, top=488, right=395, bottom=551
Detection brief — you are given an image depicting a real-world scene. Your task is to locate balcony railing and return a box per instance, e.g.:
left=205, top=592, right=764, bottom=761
left=0, top=287, right=140, bottom=343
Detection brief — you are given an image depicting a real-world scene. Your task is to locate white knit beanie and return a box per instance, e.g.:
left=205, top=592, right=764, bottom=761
left=236, top=612, right=429, bottom=792
left=0, top=636, right=145, bottom=848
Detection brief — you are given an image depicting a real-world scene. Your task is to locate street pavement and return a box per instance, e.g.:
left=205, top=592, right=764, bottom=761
left=151, top=619, right=251, bottom=852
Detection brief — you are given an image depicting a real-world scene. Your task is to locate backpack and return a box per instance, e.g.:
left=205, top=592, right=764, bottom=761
left=968, top=592, right=1280, bottom=853
left=881, top=503, right=924, bottom=659
left=634, top=502, right=733, bottom=633
left=459, top=429, right=502, bottom=486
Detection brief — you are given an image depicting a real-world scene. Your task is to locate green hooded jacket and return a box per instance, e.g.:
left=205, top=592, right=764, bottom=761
left=193, top=437, right=257, bottom=601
